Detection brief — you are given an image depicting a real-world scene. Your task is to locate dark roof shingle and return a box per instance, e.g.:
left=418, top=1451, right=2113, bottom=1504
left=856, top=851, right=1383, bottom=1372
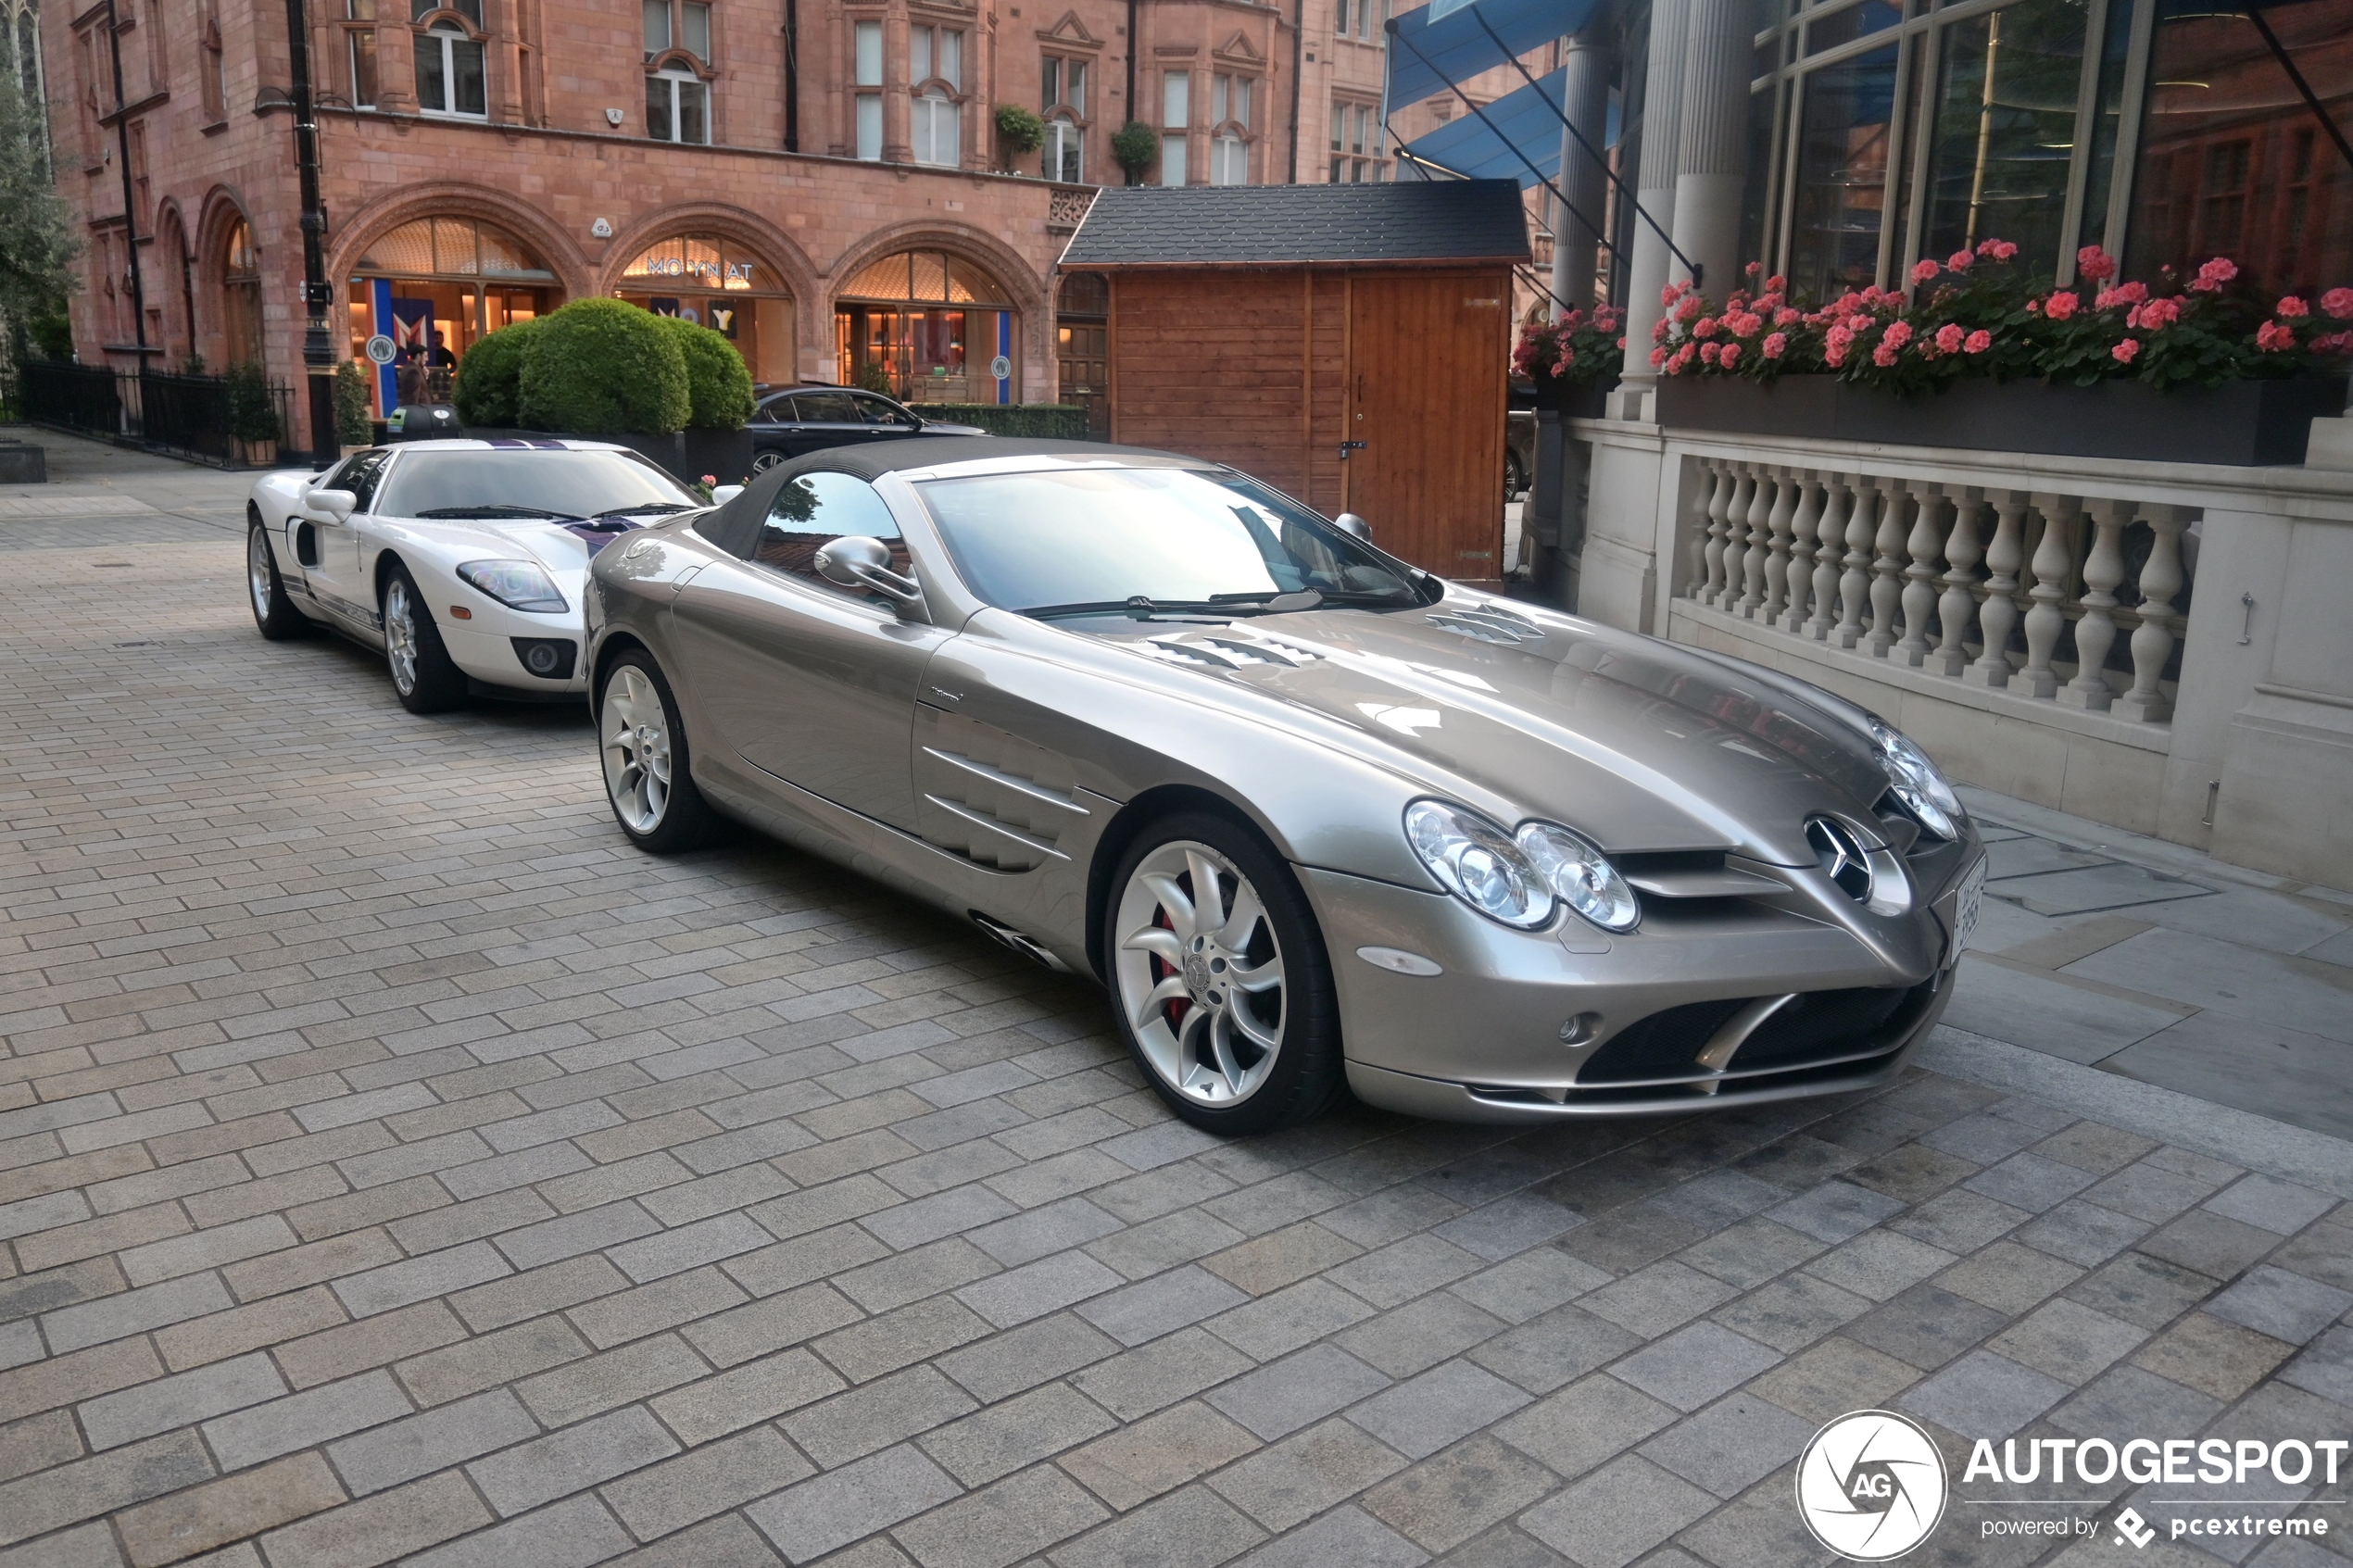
left=1058, top=181, right=1530, bottom=268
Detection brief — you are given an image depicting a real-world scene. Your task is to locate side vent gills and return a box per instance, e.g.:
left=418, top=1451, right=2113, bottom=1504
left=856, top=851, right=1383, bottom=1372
left=970, top=912, right=1073, bottom=972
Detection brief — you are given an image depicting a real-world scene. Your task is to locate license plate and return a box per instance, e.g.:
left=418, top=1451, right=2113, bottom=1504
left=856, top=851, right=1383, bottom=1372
left=1952, top=857, right=1987, bottom=952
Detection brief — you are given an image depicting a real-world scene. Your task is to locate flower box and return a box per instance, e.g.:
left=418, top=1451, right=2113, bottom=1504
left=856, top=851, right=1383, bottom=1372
left=1532, top=378, right=1615, bottom=420
left=1654, top=371, right=2347, bottom=467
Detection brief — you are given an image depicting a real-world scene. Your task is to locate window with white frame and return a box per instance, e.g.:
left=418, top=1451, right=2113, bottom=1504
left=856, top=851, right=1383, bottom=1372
left=1160, top=70, right=1189, bottom=185
left=1043, top=56, right=1087, bottom=182
left=910, top=25, right=962, bottom=166
left=1045, top=117, right=1082, bottom=182
left=415, top=21, right=486, bottom=117
left=1043, top=55, right=1086, bottom=115
left=1335, top=0, right=1389, bottom=43
left=647, top=68, right=708, bottom=142
left=643, top=1, right=711, bottom=60
left=344, top=0, right=377, bottom=110
left=1330, top=101, right=1382, bottom=182
left=853, top=19, right=883, bottom=159
left=1210, top=73, right=1251, bottom=185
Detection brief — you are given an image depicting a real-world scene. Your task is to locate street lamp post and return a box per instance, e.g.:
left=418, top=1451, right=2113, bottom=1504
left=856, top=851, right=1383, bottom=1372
left=283, top=0, right=340, bottom=465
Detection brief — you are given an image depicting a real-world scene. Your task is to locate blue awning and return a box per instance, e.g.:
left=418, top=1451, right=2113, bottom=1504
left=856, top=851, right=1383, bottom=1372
left=1385, top=0, right=1599, bottom=115
left=1397, top=68, right=1620, bottom=188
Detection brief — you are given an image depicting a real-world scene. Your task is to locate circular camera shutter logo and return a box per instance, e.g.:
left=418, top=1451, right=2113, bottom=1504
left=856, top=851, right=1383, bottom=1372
left=1794, top=1411, right=1948, bottom=1561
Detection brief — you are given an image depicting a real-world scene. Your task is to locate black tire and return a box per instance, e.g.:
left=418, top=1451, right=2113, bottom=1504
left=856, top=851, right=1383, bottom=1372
left=246, top=515, right=312, bottom=640
left=596, top=647, right=721, bottom=853
left=1101, top=811, right=1347, bottom=1135
left=380, top=560, right=468, bottom=714
left=1504, top=448, right=1529, bottom=504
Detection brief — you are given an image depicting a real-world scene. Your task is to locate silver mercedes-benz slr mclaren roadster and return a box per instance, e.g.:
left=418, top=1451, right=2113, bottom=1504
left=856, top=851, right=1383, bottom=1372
left=583, top=437, right=1987, bottom=1135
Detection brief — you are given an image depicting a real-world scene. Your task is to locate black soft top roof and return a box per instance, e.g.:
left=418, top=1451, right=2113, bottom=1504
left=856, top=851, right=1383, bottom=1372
left=695, top=436, right=1196, bottom=557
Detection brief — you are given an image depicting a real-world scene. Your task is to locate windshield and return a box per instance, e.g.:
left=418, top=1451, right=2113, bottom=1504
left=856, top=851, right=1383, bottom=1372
left=915, top=467, right=1423, bottom=615
left=376, top=449, right=697, bottom=521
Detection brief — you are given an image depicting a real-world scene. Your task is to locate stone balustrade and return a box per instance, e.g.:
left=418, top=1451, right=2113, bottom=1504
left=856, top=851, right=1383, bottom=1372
left=1680, top=457, right=2196, bottom=726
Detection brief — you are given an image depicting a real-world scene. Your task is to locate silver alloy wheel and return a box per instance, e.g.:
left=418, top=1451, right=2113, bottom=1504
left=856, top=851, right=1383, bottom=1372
left=751, top=450, right=785, bottom=472
left=1114, top=840, right=1287, bottom=1107
left=247, top=528, right=274, bottom=621
left=383, top=576, right=419, bottom=695
left=600, top=666, right=673, bottom=834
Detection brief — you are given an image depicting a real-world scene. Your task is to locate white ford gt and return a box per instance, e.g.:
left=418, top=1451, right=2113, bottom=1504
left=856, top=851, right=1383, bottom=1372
left=245, top=438, right=711, bottom=712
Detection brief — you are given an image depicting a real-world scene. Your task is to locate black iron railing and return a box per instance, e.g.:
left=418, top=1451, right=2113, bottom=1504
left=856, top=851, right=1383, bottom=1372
left=19, top=361, right=296, bottom=468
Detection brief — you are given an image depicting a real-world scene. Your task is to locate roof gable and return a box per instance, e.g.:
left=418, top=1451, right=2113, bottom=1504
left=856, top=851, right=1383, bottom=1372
left=1057, top=180, right=1532, bottom=269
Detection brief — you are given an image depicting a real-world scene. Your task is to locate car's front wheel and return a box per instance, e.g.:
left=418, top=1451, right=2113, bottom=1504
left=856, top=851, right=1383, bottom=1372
left=598, top=650, right=718, bottom=852
left=750, top=449, right=786, bottom=473
left=1105, top=813, right=1345, bottom=1135
left=382, top=562, right=467, bottom=714
left=247, top=519, right=310, bottom=640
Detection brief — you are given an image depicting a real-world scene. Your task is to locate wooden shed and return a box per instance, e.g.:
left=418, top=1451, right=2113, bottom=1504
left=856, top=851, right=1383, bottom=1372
left=1057, top=181, right=1530, bottom=578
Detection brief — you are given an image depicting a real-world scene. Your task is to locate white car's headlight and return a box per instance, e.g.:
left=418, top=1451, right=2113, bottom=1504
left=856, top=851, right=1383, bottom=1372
left=1868, top=718, right=1963, bottom=840
left=1403, top=800, right=1554, bottom=929
left=457, top=559, right=567, bottom=613
left=1516, top=822, right=1641, bottom=932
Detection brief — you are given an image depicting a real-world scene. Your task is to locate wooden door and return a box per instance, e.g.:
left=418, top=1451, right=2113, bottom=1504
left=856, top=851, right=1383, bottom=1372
left=1342, top=270, right=1509, bottom=577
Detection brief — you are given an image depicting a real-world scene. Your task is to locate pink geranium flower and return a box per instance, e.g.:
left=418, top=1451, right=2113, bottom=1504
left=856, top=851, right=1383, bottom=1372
left=2255, top=320, right=2296, bottom=352
left=1825, top=343, right=1848, bottom=369
left=1827, top=325, right=1856, bottom=351
left=1648, top=345, right=1668, bottom=368
left=1963, top=330, right=1992, bottom=354
left=2044, top=292, right=2079, bottom=320
left=2112, top=339, right=2139, bottom=364
left=1763, top=332, right=1787, bottom=359
left=1766, top=275, right=1787, bottom=294
left=2277, top=296, right=2310, bottom=318
left=1909, top=259, right=1940, bottom=285
left=1719, top=343, right=1743, bottom=368
left=2322, top=288, right=2353, bottom=320
left=1946, top=250, right=1975, bottom=271
left=1699, top=342, right=1721, bottom=366
left=2077, top=246, right=2118, bottom=282
left=1978, top=238, right=2019, bottom=261
left=1882, top=320, right=1914, bottom=349
left=2129, top=297, right=2181, bottom=331
left=1693, top=316, right=1719, bottom=339
left=1934, top=323, right=1964, bottom=354
left=1872, top=341, right=1900, bottom=367
left=1675, top=295, right=1705, bottom=322
left=1774, top=307, right=1800, bottom=327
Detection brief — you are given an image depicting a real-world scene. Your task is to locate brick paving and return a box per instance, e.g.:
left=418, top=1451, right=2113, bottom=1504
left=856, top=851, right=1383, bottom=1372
left=3, top=503, right=2351, bottom=1568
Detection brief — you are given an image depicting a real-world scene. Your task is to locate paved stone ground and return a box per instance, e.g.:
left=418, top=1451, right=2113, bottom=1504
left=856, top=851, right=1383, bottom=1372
left=3, top=449, right=2351, bottom=1568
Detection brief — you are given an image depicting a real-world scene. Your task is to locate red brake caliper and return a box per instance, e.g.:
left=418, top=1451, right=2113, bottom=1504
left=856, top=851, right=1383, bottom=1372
left=1153, top=908, right=1189, bottom=1029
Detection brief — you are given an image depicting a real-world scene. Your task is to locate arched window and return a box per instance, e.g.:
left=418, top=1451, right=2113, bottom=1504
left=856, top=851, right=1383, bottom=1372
left=836, top=249, right=1018, bottom=403
left=646, top=65, right=708, bottom=143
left=346, top=215, right=560, bottom=412
left=909, top=25, right=962, bottom=167
left=221, top=217, right=263, bottom=368
left=415, top=20, right=485, bottom=117
left=616, top=234, right=795, bottom=383
left=1041, top=56, right=1087, bottom=182
left=1210, top=73, right=1253, bottom=187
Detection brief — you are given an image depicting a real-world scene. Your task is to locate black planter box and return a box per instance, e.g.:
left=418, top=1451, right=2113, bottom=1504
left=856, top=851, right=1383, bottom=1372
left=1654, top=372, right=2347, bottom=467
left=1531, top=378, right=1615, bottom=420
left=463, top=427, right=756, bottom=488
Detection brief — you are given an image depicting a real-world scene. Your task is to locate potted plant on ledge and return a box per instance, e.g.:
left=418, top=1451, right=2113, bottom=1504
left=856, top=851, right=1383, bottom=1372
left=1513, top=304, right=1624, bottom=420
left=1648, top=245, right=2353, bottom=467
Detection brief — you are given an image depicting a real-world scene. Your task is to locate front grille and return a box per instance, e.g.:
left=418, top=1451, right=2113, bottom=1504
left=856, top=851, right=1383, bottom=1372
left=1578, top=980, right=1932, bottom=1085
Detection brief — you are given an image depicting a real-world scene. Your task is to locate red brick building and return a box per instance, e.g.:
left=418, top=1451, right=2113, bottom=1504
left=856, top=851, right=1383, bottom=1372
left=49, top=0, right=1465, bottom=452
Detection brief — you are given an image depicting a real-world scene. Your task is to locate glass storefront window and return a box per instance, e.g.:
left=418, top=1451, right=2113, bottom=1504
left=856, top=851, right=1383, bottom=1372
left=1918, top=0, right=2089, bottom=273
left=1786, top=42, right=1899, bottom=298
left=836, top=249, right=1018, bottom=403
left=616, top=235, right=797, bottom=384
left=2124, top=0, right=2352, bottom=297
left=347, top=216, right=560, bottom=416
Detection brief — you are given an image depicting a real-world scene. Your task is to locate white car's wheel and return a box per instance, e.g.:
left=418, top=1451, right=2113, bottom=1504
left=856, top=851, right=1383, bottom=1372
left=246, top=514, right=309, bottom=640
left=1105, top=812, right=1344, bottom=1133
left=382, top=563, right=467, bottom=714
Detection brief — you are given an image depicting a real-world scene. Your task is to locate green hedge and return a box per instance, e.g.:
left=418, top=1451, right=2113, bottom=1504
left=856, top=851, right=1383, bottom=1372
left=517, top=298, right=691, bottom=436
left=451, top=316, right=542, bottom=428
left=652, top=314, right=755, bottom=430
left=907, top=403, right=1092, bottom=440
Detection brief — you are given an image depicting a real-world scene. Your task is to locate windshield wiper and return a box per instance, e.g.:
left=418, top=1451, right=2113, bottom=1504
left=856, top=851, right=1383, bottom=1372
left=413, top=505, right=584, bottom=521
left=588, top=503, right=696, bottom=521
left=1020, top=596, right=1258, bottom=622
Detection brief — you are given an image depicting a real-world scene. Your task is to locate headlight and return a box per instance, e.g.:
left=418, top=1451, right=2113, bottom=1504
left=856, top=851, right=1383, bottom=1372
left=1868, top=718, right=1963, bottom=840
left=1403, top=800, right=1553, bottom=929
left=1516, top=822, right=1641, bottom=932
left=456, top=559, right=567, bottom=613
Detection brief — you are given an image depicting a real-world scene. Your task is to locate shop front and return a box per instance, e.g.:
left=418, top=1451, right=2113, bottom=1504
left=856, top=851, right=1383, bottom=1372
left=834, top=249, right=1019, bottom=405
left=613, top=235, right=798, bottom=386
left=345, top=216, right=561, bottom=414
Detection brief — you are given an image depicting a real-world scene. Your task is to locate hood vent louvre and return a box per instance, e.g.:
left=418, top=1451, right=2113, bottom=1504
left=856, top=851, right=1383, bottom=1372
left=1426, top=604, right=1544, bottom=646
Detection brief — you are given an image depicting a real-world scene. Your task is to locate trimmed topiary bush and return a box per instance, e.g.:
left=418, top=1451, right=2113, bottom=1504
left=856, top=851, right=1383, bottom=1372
left=516, top=298, right=689, bottom=436
left=452, top=316, right=543, bottom=428
left=651, top=313, right=754, bottom=430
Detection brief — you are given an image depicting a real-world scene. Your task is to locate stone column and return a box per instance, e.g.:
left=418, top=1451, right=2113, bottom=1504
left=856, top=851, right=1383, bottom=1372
left=1552, top=29, right=1613, bottom=312
left=376, top=22, right=417, bottom=116
left=1670, top=0, right=1752, bottom=306
left=1611, top=0, right=1686, bottom=420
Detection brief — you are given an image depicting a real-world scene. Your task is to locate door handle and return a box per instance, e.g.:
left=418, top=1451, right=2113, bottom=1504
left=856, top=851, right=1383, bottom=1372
left=1340, top=441, right=1366, bottom=459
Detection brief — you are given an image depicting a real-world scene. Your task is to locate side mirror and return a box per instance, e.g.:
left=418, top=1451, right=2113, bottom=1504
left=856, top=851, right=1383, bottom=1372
left=307, top=488, right=358, bottom=522
left=814, top=535, right=923, bottom=610
left=711, top=484, right=744, bottom=506
left=1334, top=512, right=1371, bottom=541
